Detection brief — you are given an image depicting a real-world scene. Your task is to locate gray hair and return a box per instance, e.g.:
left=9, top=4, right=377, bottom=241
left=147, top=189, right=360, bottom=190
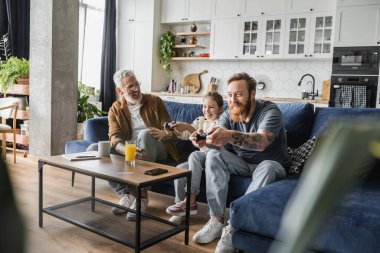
left=113, top=69, right=135, bottom=88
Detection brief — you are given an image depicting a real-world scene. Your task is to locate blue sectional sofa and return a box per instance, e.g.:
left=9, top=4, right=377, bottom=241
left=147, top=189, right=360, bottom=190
left=65, top=100, right=380, bottom=253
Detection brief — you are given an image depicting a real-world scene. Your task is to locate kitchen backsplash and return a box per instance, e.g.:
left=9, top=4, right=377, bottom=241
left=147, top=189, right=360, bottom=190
left=170, top=59, right=332, bottom=99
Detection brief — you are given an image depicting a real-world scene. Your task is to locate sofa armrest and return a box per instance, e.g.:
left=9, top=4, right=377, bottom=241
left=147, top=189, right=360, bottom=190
left=65, top=140, right=93, bottom=154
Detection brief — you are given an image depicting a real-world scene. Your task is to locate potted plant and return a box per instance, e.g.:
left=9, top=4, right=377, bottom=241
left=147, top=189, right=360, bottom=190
left=0, top=56, right=29, bottom=94
left=77, top=86, right=106, bottom=137
left=159, top=31, right=176, bottom=76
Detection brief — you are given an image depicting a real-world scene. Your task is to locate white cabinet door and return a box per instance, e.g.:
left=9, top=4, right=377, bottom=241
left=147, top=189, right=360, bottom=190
left=118, top=22, right=135, bottom=70
left=213, top=0, right=242, bottom=19
left=335, top=5, right=380, bottom=46
left=134, top=0, right=154, bottom=22
left=242, top=0, right=286, bottom=16
left=123, top=0, right=153, bottom=22
left=287, top=0, right=336, bottom=13
left=260, top=15, right=286, bottom=58
left=284, top=14, right=311, bottom=58
left=337, top=0, right=380, bottom=7
left=187, top=0, right=212, bottom=21
left=211, top=19, right=240, bottom=59
left=133, top=22, right=154, bottom=92
left=239, top=17, right=262, bottom=58
left=309, top=12, right=334, bottom=58
left=161, top=0, right=187, bottom=23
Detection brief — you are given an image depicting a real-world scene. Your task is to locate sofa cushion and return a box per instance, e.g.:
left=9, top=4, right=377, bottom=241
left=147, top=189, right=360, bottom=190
left=287, top=135, right=318, bottom=175
left=231, top=177, right=380, bottom=253
left=311, top=107, right=380, bottom=137
left=84, top=116, right=109, bottom=143
left=276, top=102, right=314, bottom=148
left=163, top=100, right=203, bottom=123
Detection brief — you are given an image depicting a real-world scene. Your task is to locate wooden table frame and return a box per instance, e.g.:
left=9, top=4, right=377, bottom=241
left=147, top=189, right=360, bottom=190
left=38, top=155, right=191, bottom=253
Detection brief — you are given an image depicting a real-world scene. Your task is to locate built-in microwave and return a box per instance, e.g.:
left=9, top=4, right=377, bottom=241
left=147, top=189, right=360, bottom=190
left=332, top=46, right=380, bottom=75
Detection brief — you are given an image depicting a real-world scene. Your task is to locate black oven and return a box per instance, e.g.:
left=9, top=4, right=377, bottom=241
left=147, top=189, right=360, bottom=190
left=332, top=46, right=380, bottom=75
left=329, top=76, right=378, bottom=108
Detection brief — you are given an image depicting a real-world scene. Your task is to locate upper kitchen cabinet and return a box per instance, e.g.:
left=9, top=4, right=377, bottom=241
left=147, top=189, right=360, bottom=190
left=337, top=0, right=380, bottom=7
left=334, top=5, right=380, bottom=46
left=210, top=19, right=240, bottom=59
left=287, top=0, right=336, bottom=14
left=213, top=0, right=243, bottom=19
left=284, top=12, right=334, bottom=58
left=242, top=0, right=286, bottom=16
left=122, top=0, right=154, bottom=22
left=239, top=15, right=286, bottom=59
left=161, top=0, right=212, bottom=23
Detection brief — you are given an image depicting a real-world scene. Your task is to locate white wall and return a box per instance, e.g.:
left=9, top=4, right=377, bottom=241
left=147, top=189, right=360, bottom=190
left=170, top=59, right=332, bottom=99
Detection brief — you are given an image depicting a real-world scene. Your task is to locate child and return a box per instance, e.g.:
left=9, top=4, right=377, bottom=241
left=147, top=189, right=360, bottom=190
left=166, top=92, right=224, bottom=223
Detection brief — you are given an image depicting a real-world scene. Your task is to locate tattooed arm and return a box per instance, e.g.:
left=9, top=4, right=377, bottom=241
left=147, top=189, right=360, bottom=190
left=230, top=129, right=275, bottom=151
left=206, top=127, right=275, bottom=151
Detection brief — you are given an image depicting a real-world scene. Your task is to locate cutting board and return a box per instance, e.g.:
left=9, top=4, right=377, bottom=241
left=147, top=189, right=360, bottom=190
left=183, top=70, right=208, bottom=93
left=321, top=80, right=331, bottom=100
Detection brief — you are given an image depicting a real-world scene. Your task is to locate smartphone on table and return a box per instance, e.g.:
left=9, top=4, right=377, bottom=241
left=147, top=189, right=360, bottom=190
left=144, top=168, right=168, bottom=176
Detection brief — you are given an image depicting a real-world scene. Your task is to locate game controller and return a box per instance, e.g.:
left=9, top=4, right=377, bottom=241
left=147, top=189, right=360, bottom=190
left=195, top=133, right=207, bottom=141
left=163, top=121, right=176, bottom=131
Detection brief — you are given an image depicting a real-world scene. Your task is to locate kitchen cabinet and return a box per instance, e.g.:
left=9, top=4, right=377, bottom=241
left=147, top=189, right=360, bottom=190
left=239, top=15, right=286, bottom=59
left=334, top=5, right=380, bottom=47
left=337, top=0, right=380, bottom=7
left=287, top=0, right=336, bottom=13
left=123, top=0, right=154, bottom=22
left=210, top=19, right=240, bottom=59
left=118, top=0, right=166, bottom=92
left=242, top=0, right=286, bottom=16
left=161, top=0, right=212, bottom=23
left=213, top=0, right=242, bottom=19
left=284, top=12, right=334, bottom=58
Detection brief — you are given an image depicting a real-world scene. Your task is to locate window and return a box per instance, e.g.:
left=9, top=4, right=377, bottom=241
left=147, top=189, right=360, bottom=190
left=78, top=0, right=105, bottom=93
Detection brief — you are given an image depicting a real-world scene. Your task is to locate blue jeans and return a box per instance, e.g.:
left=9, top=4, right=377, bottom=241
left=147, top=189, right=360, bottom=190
left=174, top=151, right=206, bottom=203
left=205, top=148, right=286, bottom=216
left=87, top=129, right=167, bottom=196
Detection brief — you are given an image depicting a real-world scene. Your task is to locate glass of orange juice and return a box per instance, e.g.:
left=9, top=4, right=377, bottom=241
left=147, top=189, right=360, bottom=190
left=125, top=140, right=136, bottom=166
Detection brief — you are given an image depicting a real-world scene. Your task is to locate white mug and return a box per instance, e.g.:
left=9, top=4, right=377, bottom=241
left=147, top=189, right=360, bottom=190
left=98, top=141, right=110, bottom=157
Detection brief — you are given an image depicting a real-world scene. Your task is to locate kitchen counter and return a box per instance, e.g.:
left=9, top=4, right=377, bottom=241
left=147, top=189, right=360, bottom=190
left=152, top=92, right=329, bottom=105
left=259, top=97, right=328, bottom=104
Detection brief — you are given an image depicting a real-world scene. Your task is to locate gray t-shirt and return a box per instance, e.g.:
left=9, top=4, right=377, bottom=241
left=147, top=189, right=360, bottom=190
left=219, top=100, right=290, bottom=166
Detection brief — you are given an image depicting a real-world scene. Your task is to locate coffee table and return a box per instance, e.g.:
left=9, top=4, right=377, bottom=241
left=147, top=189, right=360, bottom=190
left=38, top=154, right=192, bottom=253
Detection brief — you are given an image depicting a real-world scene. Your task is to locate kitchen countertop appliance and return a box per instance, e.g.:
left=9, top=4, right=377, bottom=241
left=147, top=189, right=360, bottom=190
left=330, top=46, right=380, bottom=108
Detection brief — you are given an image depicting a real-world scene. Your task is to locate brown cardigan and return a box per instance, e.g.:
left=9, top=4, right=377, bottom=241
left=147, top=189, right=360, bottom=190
left=108, top=94, right=179, bottom=162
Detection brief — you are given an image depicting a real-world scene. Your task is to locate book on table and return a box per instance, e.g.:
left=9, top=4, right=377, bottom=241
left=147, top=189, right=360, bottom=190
left=61, top=151, right=100, bottom=161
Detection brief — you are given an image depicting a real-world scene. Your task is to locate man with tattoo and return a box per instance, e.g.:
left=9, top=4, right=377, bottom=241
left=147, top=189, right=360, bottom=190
left=190, top=72, right=290, bottom=252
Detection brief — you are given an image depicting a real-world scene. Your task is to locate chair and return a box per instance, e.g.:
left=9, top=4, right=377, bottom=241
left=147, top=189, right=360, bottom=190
left=0, top=97, right=19, bottom=163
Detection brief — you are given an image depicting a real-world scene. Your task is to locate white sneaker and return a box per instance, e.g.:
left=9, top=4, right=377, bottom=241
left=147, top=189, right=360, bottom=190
left=215, top=224, right=235, bottom=253
left=112, top=194, right=136, bottom=215
left=126, top=197, right=149, bottom=221
left=169, top=215, right=185, bottom=224
left=193, top=216, right=224, bottom=244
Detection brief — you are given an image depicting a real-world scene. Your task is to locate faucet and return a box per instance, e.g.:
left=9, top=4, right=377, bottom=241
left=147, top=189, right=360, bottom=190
left=297, top=74, right=318, bottom=100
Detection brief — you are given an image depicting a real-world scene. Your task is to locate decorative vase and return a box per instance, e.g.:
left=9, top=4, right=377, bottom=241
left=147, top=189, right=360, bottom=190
left=190, top=22, right=197, bottom=32
left=188, top=36, right=197, bottom=45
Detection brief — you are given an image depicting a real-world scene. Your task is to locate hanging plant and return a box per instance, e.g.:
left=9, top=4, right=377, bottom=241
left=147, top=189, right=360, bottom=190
left=159, top=31, right=176, bottom=76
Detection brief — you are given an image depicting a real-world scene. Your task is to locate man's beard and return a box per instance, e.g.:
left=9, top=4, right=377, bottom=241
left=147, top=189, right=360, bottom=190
left=228, top=99, right=251, bottom=123
left=125, top=93, right=142, bottom=105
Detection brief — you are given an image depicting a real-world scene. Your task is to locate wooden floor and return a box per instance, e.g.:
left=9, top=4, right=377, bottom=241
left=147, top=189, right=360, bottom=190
left=6, top=156, right=226, bottom=253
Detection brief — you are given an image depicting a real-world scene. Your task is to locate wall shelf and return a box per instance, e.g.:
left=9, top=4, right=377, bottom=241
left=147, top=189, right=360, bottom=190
left=176, top=31, right=210, bottom=36
left=174, top=44, right=206, bottom=49
left=172, top=57, right=210, bottom=61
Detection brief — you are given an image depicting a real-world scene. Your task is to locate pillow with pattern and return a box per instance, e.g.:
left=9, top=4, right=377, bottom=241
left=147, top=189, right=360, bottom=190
left=287, top=135, right=318, bottom=175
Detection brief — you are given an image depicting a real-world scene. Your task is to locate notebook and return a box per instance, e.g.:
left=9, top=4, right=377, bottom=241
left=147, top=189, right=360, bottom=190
left=61, top=151, right=101, bottom=161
